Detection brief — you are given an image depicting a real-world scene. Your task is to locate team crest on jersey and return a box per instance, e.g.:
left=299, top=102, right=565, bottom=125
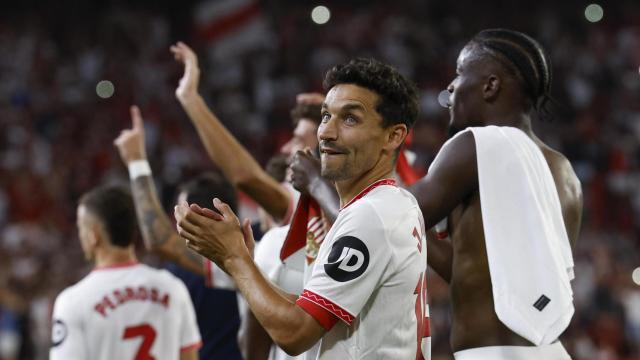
left=305, top=216, right=325, bottom=264
left=324, top=236, right=369, bottom=282
left=306, top=231, right=320, bottom=263
left=51, top=319, right=67, bottom=347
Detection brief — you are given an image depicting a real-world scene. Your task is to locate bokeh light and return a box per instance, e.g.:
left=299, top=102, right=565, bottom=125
left=584, top=4, right=604, bottom=23
left=633, top=267, right=640, bottom=286
left=96, top=80, right=115, bottom=99
left=437, top=89, right=450, bottom=108
left=311, top=6, right=331, bottom=25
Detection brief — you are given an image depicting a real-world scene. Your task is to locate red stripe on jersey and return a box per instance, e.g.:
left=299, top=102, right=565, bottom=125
left=340, top=178, right=397, bottom=211
left=297, top=290, right=354, bottom=327
left=180, top=341, right=203, bottom=353
left=92, top=261, right=139, bottom=271
left=296, top=297, right=339, bottom=331
left=203, top=259, right=214, bottom=287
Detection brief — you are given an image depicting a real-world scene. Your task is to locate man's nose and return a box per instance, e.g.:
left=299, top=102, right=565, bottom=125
left=318, top=117, right=337, bottom=142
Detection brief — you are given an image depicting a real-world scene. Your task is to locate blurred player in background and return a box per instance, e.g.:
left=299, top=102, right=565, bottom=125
left=175, top=58, right=430, bottom=359
left=50, top=185, right=201, bottom=360
left=114, top=106, right=243, bottom=359
left=409, top=29, right=582, bottom=359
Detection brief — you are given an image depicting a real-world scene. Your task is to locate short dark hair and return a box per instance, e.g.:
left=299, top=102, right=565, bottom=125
left=323, top=58, right=419, bottom=130
left=471, top=29, right=554, bottom=117
left=290, top=103, right=322, bottom=126
left=179, top=172, right=237, bottom=212
left=80, top=185, right=137, bottom=248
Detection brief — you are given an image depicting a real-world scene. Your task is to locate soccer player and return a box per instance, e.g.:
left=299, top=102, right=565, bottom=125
left=175, top=58, right=431, bottom=359
left=114, top=106, right=243, bottom=359
left=408, top=29, right=582, bottom=359
left=50, top=185, right=201, bottom=360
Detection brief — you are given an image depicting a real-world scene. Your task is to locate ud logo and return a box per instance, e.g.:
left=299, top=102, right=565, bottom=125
left=324, top=236, right=369, bottom=282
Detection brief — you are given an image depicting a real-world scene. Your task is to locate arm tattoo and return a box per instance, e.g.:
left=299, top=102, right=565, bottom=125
left=131, top=175, right=176, bottom=249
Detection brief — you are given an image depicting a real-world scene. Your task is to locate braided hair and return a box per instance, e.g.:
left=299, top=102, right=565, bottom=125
left=471, top=29, right=558, bottom=120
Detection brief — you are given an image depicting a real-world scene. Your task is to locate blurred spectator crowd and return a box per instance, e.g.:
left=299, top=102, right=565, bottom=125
left=0, top=0, right=639, bottom=359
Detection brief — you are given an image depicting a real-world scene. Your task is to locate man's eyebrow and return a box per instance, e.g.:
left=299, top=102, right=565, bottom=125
left=340, top=103, right=366, bottom=112
left=322, top=101, right=367, bottom=112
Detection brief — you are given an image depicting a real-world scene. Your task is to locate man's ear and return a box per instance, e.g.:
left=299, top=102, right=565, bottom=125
left=90, top=221, right=104, bottom=249
left=484, top=74, right=501, bottom=101
left=385, top=123, right=408, bottom=153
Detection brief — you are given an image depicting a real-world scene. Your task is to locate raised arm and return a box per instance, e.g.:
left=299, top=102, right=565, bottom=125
left=408, top=131, right=478, bottom=282
left=114, top=105, right=205, bottom=276
left=170, top=42, right=291, bottom=222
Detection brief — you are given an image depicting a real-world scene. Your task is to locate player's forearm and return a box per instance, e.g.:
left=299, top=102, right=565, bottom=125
left=131, top=175, right=176, bottom=250
left=225, top=255, right=318, bottom=355
left=178, top=94, right=291, bottom=220
left=131, top=175, right=205, bottom=274
left=309, top=177, right=339, bottom=225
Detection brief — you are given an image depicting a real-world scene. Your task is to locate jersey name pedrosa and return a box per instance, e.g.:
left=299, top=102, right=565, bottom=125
left=50, top=262, right=201, bottom=360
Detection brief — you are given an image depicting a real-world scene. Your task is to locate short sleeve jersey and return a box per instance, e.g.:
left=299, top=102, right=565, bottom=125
left=296, top=179, right=431, bottom=359
left=50, top=262, right=201, bottom=360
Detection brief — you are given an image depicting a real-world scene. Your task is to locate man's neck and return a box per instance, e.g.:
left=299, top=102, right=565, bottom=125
left=485, top=111, right=534, bottom=136
left=94, top=246, right=138, bottom=269
left=335, top=164, right=394, bottom=208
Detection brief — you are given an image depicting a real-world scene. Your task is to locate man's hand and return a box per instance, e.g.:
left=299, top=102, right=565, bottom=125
left=289, top=148, right=322, bottom=195
left=174, top=198, right=254, bottom=270
left=170, top=41, right=200, bottom=102
left=114, top=105, right=147, bottom=164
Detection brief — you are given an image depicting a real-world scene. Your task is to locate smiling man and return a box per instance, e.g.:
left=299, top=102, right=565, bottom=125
left=175, top=58, right=431, bottom=359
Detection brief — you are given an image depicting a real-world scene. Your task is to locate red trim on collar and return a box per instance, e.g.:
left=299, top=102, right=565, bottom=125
left=92, top=261, right=139, bottom=271
left=340, top=178, right=397, bottom=211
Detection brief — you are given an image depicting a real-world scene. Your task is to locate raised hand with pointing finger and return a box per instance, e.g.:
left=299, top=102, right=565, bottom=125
left=114, top=105, right=147, bottom=164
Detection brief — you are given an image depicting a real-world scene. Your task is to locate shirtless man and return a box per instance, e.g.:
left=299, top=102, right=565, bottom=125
left=408, top=29, right=583, bottom=358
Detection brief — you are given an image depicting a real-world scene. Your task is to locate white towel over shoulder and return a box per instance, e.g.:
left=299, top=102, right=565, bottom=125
left=468, top=125, right=575, bottom=345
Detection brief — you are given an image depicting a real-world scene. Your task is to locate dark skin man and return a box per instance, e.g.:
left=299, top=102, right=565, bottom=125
left=408, top=32, right=583, bottom=352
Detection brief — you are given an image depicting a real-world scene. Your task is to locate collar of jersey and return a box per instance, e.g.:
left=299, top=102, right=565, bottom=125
left=92, top=261, right=140, bottom=272
left=340, top=178, right=397, bottom=212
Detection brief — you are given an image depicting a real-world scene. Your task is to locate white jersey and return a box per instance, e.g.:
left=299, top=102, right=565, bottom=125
left=251, top=225, right=304, bottom=360
left=296, top=179, right=430, bottom=359
left=50, top=262, right=201, bottom=360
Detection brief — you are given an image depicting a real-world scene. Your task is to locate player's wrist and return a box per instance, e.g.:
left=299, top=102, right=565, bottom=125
left=223, top=252, right=252, bottom=278
left=177, top=90, right=201, bottom=105
left=128, top=159, right=152, bottom=180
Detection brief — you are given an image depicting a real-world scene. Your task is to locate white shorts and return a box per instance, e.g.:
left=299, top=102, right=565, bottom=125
left=454, top=342, right=571, bottom=360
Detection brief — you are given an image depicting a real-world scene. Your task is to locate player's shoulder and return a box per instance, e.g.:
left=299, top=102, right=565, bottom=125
left=340, top=184, right=418, bottom=230
left=53, top=272, right=95, bottom=309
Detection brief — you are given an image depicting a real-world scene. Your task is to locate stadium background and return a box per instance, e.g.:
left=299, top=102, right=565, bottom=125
left=0, top=0, right=639, bottom=359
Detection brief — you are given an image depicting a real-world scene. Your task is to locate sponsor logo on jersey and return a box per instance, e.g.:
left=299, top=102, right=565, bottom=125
left=324, top=236, right=369, bottom=282
left=51, top=319, right=67, bottom=347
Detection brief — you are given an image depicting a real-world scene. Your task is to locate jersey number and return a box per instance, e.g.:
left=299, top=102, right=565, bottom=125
left=123, top=324, right=157, bottom=360
left=413, top=228, right=430, bottom=360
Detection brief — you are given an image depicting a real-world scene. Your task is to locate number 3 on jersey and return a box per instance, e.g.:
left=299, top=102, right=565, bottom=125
left=413, top=227, right=431, bottom=360
left=123, top=324, right=157, bottom=360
